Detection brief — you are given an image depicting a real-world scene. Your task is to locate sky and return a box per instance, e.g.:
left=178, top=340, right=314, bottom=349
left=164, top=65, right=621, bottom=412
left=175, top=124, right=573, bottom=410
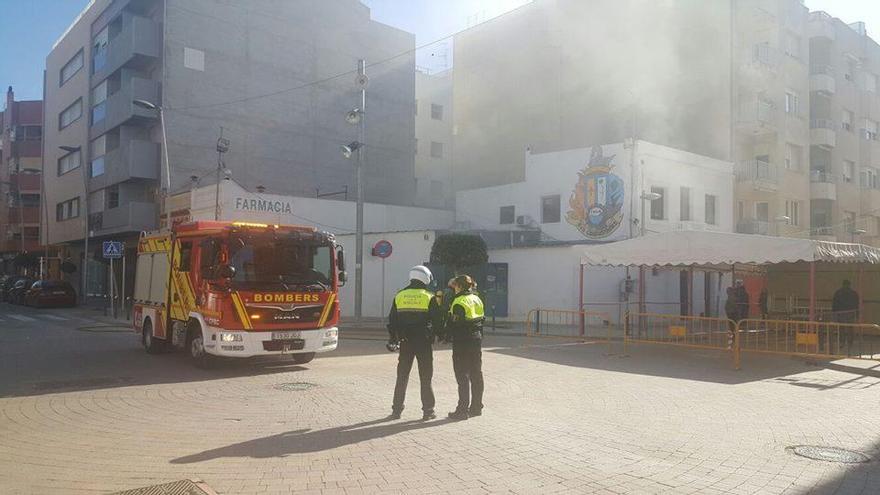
left=0, top=0, right=877, bottom=105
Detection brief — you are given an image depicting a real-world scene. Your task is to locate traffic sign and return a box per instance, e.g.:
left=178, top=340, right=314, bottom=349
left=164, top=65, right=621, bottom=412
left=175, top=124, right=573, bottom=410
left=103, top=241, right=123, bottom=259
left=372, top=239, right=392, bottom=259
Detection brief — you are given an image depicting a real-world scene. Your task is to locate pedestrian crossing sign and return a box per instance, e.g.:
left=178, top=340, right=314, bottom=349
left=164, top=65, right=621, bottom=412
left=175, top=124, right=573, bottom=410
left=103, top=241, right=123, bottom=259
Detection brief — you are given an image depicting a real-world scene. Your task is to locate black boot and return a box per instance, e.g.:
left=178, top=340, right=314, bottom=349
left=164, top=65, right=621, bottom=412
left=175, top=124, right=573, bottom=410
left=468, top=407, right=482, bottom=417
left=422, top=410, right=436, bottom=420
left=447, top=409, right=469, bottom=420
left=389, top=410, right=402, bottom=420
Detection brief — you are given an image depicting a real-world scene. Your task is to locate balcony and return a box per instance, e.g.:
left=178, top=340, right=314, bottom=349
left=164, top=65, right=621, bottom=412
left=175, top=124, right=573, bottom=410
left=9, top=173, right=41, bottom=193
left=810, top=170, right=837, bottom=200
left=735, top=159, right=779, bottom=192
left=89, top=140, right=159, bottom=191
left=862, top=187, right=880, bottom=213
left=90, top=77, right=159, bottom=138
left=92, top=201, right=157, bottom=235
left=811, top=225, right=837, bottom=241
left=808, top=11, right=836, bottom=40
left=737, top=219, right=770, bottom=235
left=810, top=119, right=837, bottom=148
left=91, top=15, right=160, bottom=84
left=751, top=44, right=781, bottom=70
left=7, top=207, right=40, bottom=224
left=737, top=99, right=777, bottom=135
left=809, top=65, right=835, bottom=94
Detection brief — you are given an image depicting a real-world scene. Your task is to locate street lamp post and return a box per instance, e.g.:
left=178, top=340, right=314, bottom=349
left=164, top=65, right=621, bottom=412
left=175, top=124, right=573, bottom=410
left=60, top=145, right=86, bottom=301
left=132, top=99, right=171, bottom=227
left=342, top=60, right=368, bottom=320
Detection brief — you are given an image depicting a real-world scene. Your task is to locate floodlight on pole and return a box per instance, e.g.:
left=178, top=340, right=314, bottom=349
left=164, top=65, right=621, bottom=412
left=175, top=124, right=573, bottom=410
left=345, top=108, right=363, bottom=125
left=341, top=141, right=362, bottom=159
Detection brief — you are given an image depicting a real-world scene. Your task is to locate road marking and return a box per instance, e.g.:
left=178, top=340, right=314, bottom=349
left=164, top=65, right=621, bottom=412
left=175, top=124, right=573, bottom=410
left=39, top=314, right=69, bottom=321
left=7, top=314, right=36, bottom=322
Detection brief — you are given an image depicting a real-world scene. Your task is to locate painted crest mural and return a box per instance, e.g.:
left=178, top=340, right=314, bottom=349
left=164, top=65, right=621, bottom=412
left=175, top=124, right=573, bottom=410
left=566, top=145, right=625, bottom=239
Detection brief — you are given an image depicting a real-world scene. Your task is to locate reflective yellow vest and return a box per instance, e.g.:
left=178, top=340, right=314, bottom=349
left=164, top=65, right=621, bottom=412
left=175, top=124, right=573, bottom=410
left=394, top=288, right=433, bottom=313
left=449, top=293, right=485, bottom=321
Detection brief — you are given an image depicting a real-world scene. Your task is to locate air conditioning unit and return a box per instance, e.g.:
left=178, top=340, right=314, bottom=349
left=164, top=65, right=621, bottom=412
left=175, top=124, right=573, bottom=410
left=516, top=214, right=535, bottom=227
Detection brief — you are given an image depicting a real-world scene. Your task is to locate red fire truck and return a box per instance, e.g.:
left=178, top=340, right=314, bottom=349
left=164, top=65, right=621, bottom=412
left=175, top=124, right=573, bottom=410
left=132, top=221, right=344, bottom=366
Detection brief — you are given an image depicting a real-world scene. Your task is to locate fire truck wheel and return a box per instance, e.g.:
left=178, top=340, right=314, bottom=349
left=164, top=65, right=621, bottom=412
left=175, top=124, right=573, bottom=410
left=291, top=352, right=316, bottom=364
left=186, top=324, right=213, bottom=369
left=142, top=319, right=165, bottom=354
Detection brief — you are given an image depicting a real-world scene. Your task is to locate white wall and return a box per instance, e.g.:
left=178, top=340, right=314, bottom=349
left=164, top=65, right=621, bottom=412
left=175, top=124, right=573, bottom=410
left=336, top=230, right=437, bottom=318
left=456, top=140, right=734, bottom=242
left=486, top=245, right=731, bottom=324
left=186, top=180, right=455, bottom=235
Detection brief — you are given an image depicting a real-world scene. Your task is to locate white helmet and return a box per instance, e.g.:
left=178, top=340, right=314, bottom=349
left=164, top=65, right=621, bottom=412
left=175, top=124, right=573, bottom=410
left=408, top=265, right=433, bottom=285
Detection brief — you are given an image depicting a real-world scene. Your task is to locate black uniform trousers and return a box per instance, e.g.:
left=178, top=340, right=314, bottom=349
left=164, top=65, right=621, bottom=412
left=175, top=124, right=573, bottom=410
left=452, top=338, right=483, bottom=412
left=392, top=338, right=435, bottom=413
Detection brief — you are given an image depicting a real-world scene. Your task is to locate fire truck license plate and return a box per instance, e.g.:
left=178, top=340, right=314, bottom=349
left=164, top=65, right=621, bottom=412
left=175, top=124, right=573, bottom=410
left=272, top=331, right=301, bottom=340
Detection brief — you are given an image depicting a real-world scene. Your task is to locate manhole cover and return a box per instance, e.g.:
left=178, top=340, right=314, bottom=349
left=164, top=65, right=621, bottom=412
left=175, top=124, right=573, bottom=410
left=273, top=382, right=317, bottom=391
left=111, top=478, right=217, bottom=495
left=788, top=445, right=870, bottom=464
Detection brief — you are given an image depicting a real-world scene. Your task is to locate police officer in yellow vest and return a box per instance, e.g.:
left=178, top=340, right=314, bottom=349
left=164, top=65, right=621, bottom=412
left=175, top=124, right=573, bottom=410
left=445, top=275, right=485, bottom=420
left=388, top=265, right=443, bottom=420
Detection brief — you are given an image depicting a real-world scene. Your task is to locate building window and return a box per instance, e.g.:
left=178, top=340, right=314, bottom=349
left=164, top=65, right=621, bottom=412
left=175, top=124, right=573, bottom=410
left=845, top=58, right=857, bottom=82
left=865, top=119, right=878, bottom=140
left=183, top=47, right=205, bottom=71
left=91, top=135, right=106, bottom=177
left=19, top=194, right=40, bottom=207
left=60, top=49, right=84, bottom=86
left=705, top=194, right=717, bottom=225
left=862, top=168, right=880, bottom=189
left=785, top=200, right=800, bottom=226
left=14, top=125, right=42, bottom=141
left=679, top=187, right=691, bottom=221
left=784, top=91, right=799, bottom=115
left=430, top=141, right=443, bottom=158
left=56, top=197, right=80, bottom=221
left=59, top=98, right=83, bottom=129
left=92, top=26, right=109, bottom=73
left=785, top=143, right=802, bottom=170
left=541, top=195, right=561, bottom=223
left=867, top=73, right=878, bottom=93
left=844, top=160, right=855, bottom=183
left=91, top=81, right=107, bottom=124
left=844, top=211, right=856, bottom=234
left=107, top=185, right=119, bottom=209
left=500, top=205, right=515, bottom=225
left=58, top=149, right=81, bottom=176
left=737, top=201, right=745, bottom=222
left=756, top=202, right=769, bottom=222
left=431, top=104, right=443, bottom=120
left=842, top=109, right=854, bottom=131
left=650, top=186, right=665, bottom=220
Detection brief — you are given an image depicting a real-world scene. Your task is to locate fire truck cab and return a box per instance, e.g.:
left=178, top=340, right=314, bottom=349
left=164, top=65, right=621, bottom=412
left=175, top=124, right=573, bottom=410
left=132, top=221, right=344, bottom=366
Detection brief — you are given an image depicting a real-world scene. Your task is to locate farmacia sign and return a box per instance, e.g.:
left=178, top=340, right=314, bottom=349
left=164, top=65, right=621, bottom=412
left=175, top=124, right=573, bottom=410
left=234, top=197, right=293, bottom=214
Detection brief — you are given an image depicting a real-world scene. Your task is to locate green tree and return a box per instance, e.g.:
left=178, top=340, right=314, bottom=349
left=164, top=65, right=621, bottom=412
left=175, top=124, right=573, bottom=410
left=430, top=234, right=488, bottom=275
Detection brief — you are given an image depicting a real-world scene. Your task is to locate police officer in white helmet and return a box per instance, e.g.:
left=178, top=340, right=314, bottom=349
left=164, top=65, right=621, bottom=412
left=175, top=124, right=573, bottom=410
left=387, top=265, right=443, bottom=420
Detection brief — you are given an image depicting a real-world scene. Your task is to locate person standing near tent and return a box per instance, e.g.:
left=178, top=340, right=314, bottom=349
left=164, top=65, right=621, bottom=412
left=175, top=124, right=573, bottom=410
left=832, top=279, right=860, bottom=354
left=734, top=280, right=750, bottom=320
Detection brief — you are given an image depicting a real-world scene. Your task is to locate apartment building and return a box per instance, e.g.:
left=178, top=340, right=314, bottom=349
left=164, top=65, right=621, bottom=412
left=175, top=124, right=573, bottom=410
left=806, top=11, right=880, bottom=245
left=415, top=68, right=453, bottom=209
left=44, top=0, right=417, bottom=296
left=0, top=86, right=43, bottom=272
left=734, top=0, right=811, bottom=238
left=452, top=0, right=733, bottom=191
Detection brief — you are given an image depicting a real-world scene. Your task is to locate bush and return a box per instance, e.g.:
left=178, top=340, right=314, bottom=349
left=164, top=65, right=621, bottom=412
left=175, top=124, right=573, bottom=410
left=430, top=234, right=488, bottom=274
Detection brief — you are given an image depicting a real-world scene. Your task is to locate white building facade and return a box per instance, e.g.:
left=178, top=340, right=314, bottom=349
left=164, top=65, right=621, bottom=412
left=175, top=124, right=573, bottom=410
left=455, top=141, right=736, bottom=323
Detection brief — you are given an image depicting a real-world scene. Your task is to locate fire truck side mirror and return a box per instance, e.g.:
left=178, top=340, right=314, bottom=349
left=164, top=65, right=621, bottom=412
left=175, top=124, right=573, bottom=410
left=216, top=264, right=236, bottom=279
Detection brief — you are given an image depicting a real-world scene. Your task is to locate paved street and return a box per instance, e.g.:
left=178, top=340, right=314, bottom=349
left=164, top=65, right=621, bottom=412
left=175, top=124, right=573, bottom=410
left=1, top=304, right=880, bottom=494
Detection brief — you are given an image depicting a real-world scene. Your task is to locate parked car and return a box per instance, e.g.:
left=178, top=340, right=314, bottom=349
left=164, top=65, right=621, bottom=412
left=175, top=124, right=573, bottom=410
left=24, top=280, right=77, bottom=308
left=7, top=277, right=35, bottom=305
left=1, top=276, right=28, bottom=302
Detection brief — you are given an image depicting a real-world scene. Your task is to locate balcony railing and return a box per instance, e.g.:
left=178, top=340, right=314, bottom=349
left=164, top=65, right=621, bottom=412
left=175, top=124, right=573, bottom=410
left=736, top=160, right=779, bottom=183
left=753, top=44, right=780, bottom=68
left=810, top=119, right=835, bottom=129
left=810, top=169, right=837, bottom=183
left=737, top=219, right=770, bottom=235
left=812, top=226, right=835, bottom=236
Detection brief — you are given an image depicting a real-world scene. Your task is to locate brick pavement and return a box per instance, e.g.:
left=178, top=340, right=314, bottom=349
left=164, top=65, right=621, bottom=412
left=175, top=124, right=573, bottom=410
left=1, top=307, right=879, bottom=494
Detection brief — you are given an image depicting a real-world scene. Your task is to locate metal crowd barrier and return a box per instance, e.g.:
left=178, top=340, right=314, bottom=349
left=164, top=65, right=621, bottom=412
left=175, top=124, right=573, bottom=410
left=624, top=312, right=735, bottom=354
left=735, top=319, right=880, bottom=369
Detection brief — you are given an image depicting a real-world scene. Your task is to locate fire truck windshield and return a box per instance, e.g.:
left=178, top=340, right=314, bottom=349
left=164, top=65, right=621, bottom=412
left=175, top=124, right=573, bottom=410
left=228, top=235, right=333, bottom=291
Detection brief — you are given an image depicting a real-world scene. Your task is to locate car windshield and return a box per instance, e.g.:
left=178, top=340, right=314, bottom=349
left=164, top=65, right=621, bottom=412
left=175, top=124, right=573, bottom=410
left=228, top=234, right=333, bottom=290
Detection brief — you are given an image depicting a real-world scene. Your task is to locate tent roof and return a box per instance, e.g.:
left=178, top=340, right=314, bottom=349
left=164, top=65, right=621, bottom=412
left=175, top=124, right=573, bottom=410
left=580, top=230, right=880, bottom=267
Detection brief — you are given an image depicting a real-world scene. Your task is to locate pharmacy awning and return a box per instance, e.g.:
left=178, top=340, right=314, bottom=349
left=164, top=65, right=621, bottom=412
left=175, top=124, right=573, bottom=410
left=580, top=230, right=880, bottom=267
